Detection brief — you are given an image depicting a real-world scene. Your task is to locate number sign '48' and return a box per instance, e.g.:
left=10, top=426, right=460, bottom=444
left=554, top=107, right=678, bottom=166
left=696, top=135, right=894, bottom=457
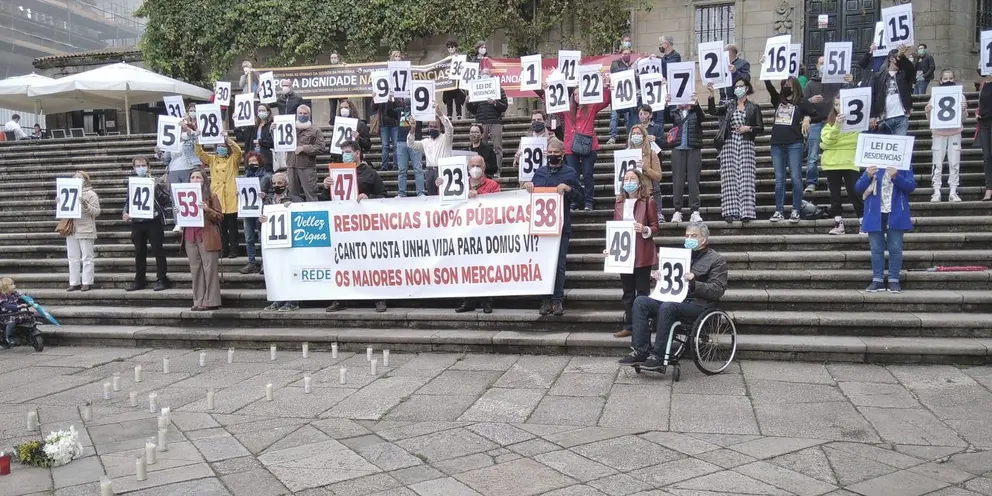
left=439, top=156, right=469, bottom=204
left=55, top=177, right=83, bottom=220
left=604, top=221, right=636, bottom=274
left=272, top=115, right=297, bottom=153
left=128, top=177, right=155, bottom=220
left=261, top=204, right=291, bottom=249
left=650, top=247, right=692, bottom=303
left=529, top=188, right=562, bottom=236
left=171, top=183, right=204, bottom=228
left=236, top=177, right=262, bottom=218
left=329, top=164, right=358, bottom=201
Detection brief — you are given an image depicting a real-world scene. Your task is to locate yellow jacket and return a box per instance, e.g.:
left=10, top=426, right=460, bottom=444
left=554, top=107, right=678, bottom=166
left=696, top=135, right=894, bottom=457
left=819, top=123, right=859, bottom=172
left=195, top=138, right=243, bottom=214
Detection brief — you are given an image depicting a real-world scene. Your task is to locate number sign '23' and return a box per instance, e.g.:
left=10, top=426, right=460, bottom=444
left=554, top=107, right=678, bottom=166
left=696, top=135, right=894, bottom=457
left=650, top=247, right=692, bottom=303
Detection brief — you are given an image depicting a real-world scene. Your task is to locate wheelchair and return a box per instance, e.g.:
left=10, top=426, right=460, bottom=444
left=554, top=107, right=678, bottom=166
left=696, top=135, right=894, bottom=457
left=632, top=307, right=737, bottom=382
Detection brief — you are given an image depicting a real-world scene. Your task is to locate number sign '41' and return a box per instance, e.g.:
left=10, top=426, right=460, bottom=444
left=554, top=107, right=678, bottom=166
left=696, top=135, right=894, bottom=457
left=329, top=164, right=358, bottom=201
left=128, top=177, right=155, bottom=220
left=604, top=221, right=636, bottom=274
left=236, top=177, right=262, bottom=218
left=650, top=247, right=692, bottom=303
left=261, top=204, right=291, bottom=249
left=760, top=35, right=791, bottom=81
left=171, top=183, right=204, bottom=228
left=272, top=115, right=297, bottom=153
left=529, top=187, right=562, bottom=236
left=55, top=177, right=83, bottom=220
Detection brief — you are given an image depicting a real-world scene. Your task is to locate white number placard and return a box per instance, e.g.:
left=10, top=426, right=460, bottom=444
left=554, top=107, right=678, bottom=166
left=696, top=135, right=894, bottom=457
left=930, top=86, right=963, bottom=130
left=163, top=95, right=185, bottom=118
left=214, top=81, right=231, bottom=106
left=520, top=54, right=543, bottom=91
left=195, top=104, right=223, bottom=145
left=604, top=221, right=636, bottom=274
left=518, top=136, right=546, bottom=183
left=823, top=42, right=853, bottom=84
left=650, top=247, right=692, bottom=303
left=55, top=177, right=83, bottom=220
left=412, top=80, right=436, bottom=121
left=439, top=156, right=468, bottom=204
left=855, top=134, right=915, bottom=170
left=388, top=60, right=412, bottom=98
left=156, top=115, right=183, bottom=153
left=558, top=50, right=580, bottom=87
left=545, top=74, right=569, bottom=114
left=128, top=177, right=155, bottom=220
left=882, top=3, right=914, bottom=48
left=236, top=177, right=262, bottom=218
left=611, top=69, right=638, bottom=110
left=578, top=65, right=604, bottom=105
left=839, top=87, right=872, bottom=134
left=371, top=71, right=390, bottom=104
left=982, top=31, right=992, bottom=76
left=258, top=71, right=276, bottom=104
left=233, top=93, right=255, bottom=128
left=272, top=115, right=297, bottom=153
left=667, top=62, right=696, bottom=105
left=261, top=204, right=291, bottom=249
left=613, top=149, right=641, bottom=195
left=329, top=165, right=358, bottom=201
left=698, top=41, right=730, bottom=88
left=461, top=62, right=480, bottom=82
left=468, top=77, right=501, bottom=103
left=874, top=21, right=888, bottom=54
left=528, top=188, right=562, bottom=236
left=448, top=54, right=467, bottom=81
left=636, top=57, right=662, bottom=75
left=172, top=183, right=204, bottom=228
left=761, top=35, right=791, bottom=81
left=789, top=44, right=802, bottom=78
left=639, top=73, right=667, bottom=112
left=330, top=116, right=358, bottom=155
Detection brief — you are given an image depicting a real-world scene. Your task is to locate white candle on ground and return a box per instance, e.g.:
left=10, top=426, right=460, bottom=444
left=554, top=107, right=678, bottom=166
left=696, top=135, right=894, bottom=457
left=160, top=407, right=170, bottom=421
left=112, top=373, right=120, bottom=391
left=206, top=389, right=215, bottom=410
left=157, top=415, right=167, bottom=429
left=339, top=367, right=347, bottom=385
left=103, top=382, right=112, bottom=400
left=331, top=342, right=338, bottom=358
left=99, top=477, right=113, bottom=496
left=135, top=456, right=146, bottom=481
left=148, top=392, right=157, bottom=413
left=157, top=428, right=168, bottom=452
left=227, top=348, right=234, bottom=363
left=134, top=364, right=142, bottom=383
left=129, top=391, right=138, bottom=407
left=27, top=410, right=37, bottom=431
left=265, top=383, right=273, bottom=401
left=302, top=342, right=309, bottom=359
left=199, top=352, right=206, bottom=367
left=162, top=357, right=170, bottom=374
left=304, top=376, right=311, bottom=394
left=383, top=349, right=390, bottom=367
left=81, top=403, right=91, bottom=421
left=371, top=359, right=378, bottom=376
left=270, top=345, right=276, bottom=361
left=366, top=347, right=373, bottom=361
left=145, top=439, right=156, bottom=465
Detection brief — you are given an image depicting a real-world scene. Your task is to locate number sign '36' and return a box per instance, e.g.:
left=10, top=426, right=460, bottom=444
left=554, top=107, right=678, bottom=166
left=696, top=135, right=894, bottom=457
left=55, top=177, right=83, bottom=220
left=171, top=183, right=204, bottom=228
left=128, top=177, right=155, bottom=220
left=650, top=247, right=692, bottom=303
left=604, top=221, right=636, bottom=274
left=529, top=188, right=562, bottom=236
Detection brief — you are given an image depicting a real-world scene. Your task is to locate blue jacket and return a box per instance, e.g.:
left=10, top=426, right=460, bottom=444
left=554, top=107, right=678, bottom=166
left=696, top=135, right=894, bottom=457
left=855, top=168, right=916, bottom=232
left=530, top=165, right=583, bottom=235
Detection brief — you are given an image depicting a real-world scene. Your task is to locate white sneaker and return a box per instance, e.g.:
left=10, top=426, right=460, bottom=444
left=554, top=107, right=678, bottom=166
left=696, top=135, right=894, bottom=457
left=670, top=211, right=683, bottom=223
left=930, top=191, right=941, bottom=202
left=789, top=211, right=801, bottom=223
left=172, top=224, right=182, bottom=233
left=769, top=211, right=784, bottom=222
left=949, top=191, right=962, bottom=202
left=689, top=211, right=702, bottom=223
left=828, top=219, right=846, bottom=235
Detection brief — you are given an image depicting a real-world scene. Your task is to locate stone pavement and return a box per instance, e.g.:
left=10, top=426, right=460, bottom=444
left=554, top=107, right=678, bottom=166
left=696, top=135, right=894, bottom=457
left=1, top=346, right=992, bottom=496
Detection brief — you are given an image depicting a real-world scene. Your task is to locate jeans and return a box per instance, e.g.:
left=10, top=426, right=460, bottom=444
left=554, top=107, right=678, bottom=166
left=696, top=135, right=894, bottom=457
left=609, top=108, right=638, bottom=138
left=914, top=80, right=930, bottom=95
left=396, top=141, right=424, bottom=196
left=379, top=126, right=399, bottom=169
left=244, top=218, right=260, bottom=264
left=880, top=115, right=909, bottom=136
left=631, top=297, right=707, bottom=359
left=868, top=227, right=905, bottom=283
left=805, top=122, right=824, bottom=187
left=552, top=234, right=570, bottom=301
left=771, top=142, right=804, bottom=212
left=565, top=152, right=597, bottom=208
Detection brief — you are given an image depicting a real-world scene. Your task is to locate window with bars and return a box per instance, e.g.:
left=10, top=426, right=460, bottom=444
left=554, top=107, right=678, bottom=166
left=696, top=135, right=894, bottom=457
left=979, top=0, right=992, bottom=42
left=696, top=4, right=735, bottom=45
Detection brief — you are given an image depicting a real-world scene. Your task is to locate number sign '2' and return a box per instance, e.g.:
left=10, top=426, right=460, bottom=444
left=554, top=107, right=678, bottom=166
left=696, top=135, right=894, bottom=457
left=55, top=177, right=83, bottom=220
left=667, top=62, right=696, bottom=105
left=258, top=71, right=277, bottom=104
left=613, top=149, right=641, bottom=195
left=195, top=104, right=223, bottom=145
left=929, top=86, right=963, bottom=130
left=839, top=87, right=872, bottom=134
left=651, top=247, right=692, bottom=303
left=822, top=42, right=852, bottom=84
left=558, top=50, right=580, bottom=87
left=171, top=183, right=204, bottom=228
left=233, top=93, right=254, bottom=128
left=329, top=164, right=358, bottom=201
left=545, top=74, right=569, bottom=115
left=156, top=115, right=183, bottom=153
left=761, top=35, right=792, bottom=81
left=439, top=156, right=469, bottom=204
left=982, top=31, right=992, bottom=76
left=529, top=187, right=562, bottom=236
left=128, top=177, right=155, bottom=220
left=604, top=221, right=636, bottom=274
left=261, top=204, right=291, bottom=249
left=236, top=177, right=262, bottom=218
left=520, top=54, right=543, bottom=91
left=518, top=137, right=546, bottom=183
left=163, top=95, right=185, bottom=118
left=272, top=115, right=297, bottom=153
left=882, top=3, right=914, bottom=48
left=330, top=116, right=358, bottom=155
left=578, top=65, right=604, bottom=105
left=411, top=80, right=436, bottom=122
left=611, top=69, right=638, bottom=110
left=639, top=73, right=667, bottom=112
left=697, top=41, right=730, bottom=88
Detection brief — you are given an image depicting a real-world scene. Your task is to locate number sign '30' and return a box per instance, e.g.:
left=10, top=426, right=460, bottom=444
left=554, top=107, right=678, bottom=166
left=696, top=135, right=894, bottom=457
left=650, top=247, right=692, bottom=303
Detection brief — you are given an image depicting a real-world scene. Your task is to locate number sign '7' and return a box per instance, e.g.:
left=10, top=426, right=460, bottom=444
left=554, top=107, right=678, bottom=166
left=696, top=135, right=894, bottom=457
left=667, top=62, right=696, bottom=105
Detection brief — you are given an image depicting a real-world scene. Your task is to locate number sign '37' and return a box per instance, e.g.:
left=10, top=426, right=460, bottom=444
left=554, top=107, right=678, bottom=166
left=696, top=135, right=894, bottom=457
left=604, top=221, right=636, bottom=274
left=650, top=247, right=692, bottom=303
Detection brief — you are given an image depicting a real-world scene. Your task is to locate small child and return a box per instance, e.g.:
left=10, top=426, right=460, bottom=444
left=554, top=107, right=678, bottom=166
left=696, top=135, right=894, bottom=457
left=925, top=69, right=967, bottom=202
left=0, top=277, right=28, bottom=347
left=820, top=101, right=865, bottom=235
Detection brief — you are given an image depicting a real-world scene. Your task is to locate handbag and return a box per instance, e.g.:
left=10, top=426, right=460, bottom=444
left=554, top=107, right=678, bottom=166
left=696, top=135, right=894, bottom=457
left=661, top=126, right=681, bottom=149
left=369, top=113, right=380, bottom=136
left=570, top=132, right=593, bottom=155
left=55, top=219, right=75, bottom=237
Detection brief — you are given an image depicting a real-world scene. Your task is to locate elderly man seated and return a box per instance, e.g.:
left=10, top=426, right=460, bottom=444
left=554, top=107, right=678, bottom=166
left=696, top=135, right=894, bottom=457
left=618, top=221, right=728, bottom=371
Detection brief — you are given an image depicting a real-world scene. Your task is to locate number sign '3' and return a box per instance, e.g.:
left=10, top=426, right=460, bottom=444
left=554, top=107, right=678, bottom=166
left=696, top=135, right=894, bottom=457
left=236, top=177, right=262, bottom=218
left=529, top=188, right=562, bottom=236
left=651, top=247, right=692, bottom=303
left=272, top=115, right=297, bottom=153
left=439, top=156, right=469, bottom=204
left=839, top=87, right=872, bottom=134
left=171, top=183, right=204, bottom=228
left=128, top=177, right=155, bottom=220
left=195, top=104, right=224, bottom=145
left=604, top=221, right=636, bottom=274
left=55, top=177, right=83, bottom=220
left=261, top=204, right=291, bottom=249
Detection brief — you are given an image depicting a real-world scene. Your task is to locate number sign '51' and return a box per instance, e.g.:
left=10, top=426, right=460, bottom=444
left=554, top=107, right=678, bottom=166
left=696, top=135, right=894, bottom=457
left=529, top=187, right=562, bottom=236
left=650, top=247, right=692, bottom=303
left=171, top=183, right=204, bottom=228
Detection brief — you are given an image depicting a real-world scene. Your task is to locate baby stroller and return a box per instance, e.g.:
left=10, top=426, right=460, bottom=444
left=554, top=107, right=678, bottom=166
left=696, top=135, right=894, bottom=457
left=0, top=294, right=56, bottom=352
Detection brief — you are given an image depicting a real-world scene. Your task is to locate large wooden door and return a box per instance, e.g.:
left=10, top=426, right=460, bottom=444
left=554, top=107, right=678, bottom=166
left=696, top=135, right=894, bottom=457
left=804, top=0, right=880, bottom=81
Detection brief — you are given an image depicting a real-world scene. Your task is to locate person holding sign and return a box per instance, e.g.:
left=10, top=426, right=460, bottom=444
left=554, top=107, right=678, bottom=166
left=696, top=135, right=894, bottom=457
left=180, top=170, right=225, bottom=311
left=608, top=46, right=637, bottom=144
left=465, top=66, right=507, bottom=177
left=238, top=61, right=257, bottom=95
left=442, top=41, right=467, bottom=120
left=707, top=79, right=763, bottom=223
left=718, top=44, right=751, bottom=102
left=239, top=152, right=272, bottom=275
left=453, top=155, right=502, bottom=314
left=258, top=172, right=302, bottom=312
left=868, top=47, right=915, bottom=136
left=610, top=169, right=659, bottom=339
left=244, top=103, right=274, bottom=172
left=286, top=105, right=325, bottom=202
left=819, top=101, right=865, bottom=235
left=123, top=156, right=172, bottom=292
left=977, top=72, right=992, bottom=202
left=924, top=70, right=967, bottom=202
left=513, top=110, right=552, bottom=175
left=803, top=56, right=856, bottom=194
left=156, top=104, right=202, bottom=186
left=663, top=92, right=705, bottom=223
left=465, top=124, right=499, bottom=178
left=626, top=124, right=661, bottom=194
left=522, top=138, right=583, bottom=316
left=763, top=76, right=818, bottom=222
left=855, top=161, right=917, bottom=294
left=913, top=44, right=935, bottom=95
left=407, top=107, right=454, bottom=196
left=395, top=98, right=426, bottom=196
left=618, top=222, right=728, bottom=370
left=61, top=171, right=101, bottom=292
left=332, top=100, right=372, bottom=154
left=195, top=134, right=243, bottom=259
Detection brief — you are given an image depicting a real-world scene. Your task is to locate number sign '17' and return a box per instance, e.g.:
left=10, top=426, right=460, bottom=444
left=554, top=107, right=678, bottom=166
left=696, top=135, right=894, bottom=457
left=650, top=247, right=692, bottom=303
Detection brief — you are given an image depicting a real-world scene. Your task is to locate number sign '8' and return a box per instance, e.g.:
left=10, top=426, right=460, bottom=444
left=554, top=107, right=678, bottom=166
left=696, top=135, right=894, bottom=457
left=650, top=247, right=692, bottom=303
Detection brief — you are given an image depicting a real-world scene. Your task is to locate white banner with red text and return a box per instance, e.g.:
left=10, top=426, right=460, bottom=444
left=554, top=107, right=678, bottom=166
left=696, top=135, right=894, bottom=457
left=261, top=190, right=561, bottom=301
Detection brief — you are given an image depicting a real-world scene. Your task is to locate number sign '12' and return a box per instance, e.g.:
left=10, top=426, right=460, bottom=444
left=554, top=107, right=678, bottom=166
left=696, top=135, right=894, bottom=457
left=236, top=177, right=262, bottom=218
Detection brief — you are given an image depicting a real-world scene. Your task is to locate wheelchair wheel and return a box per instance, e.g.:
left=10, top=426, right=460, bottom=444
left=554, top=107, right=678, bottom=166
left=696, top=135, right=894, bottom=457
left=691, top=309, right=737, bottom=375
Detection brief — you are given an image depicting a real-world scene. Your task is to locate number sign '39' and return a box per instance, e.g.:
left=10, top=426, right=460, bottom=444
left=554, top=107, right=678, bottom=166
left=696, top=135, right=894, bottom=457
left=650, top=247, right=692, bottom=303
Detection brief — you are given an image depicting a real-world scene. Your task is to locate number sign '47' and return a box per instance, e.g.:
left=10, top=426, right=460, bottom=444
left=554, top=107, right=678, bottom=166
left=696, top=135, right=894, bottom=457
left=529, top=188, right=563, bottom=236
left=55, top=177, right=83, bottom=220
left=604, top=221, right=636, bottom=274
left=171, top=183, right=204, bottom=228
left=650, top=247, right=692, bottom=303
left=329, top=164, right=358, bottom=201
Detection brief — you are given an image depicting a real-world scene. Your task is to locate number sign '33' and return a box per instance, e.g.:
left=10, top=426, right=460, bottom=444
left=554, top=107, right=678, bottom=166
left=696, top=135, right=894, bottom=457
left=650, top=247, right=692, bottom=303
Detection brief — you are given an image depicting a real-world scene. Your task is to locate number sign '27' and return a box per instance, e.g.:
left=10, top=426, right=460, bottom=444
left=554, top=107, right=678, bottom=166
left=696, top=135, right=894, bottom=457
left=650, top=247, right=692, bottom=303
left=529, top=188, right=562, bottom=236
left=55, top=177, right=83, bottom=220
left=171, top=183, right=204, bottom=228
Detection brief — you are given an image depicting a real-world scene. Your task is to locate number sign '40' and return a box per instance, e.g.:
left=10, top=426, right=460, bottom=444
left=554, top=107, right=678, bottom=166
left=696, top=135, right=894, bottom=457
left=439, top=156, right=469, bottom=204
left=128, top=177, right=155, bottom=220
left=272, top=115, right=297, bottom=153
left=529, top=188, right=562, bottom=236
left=329, top=164, right=358, bottom=201
left=261, top=204, right=291, bottom=249
left=604, top=221, right=636, bottom=274
left=611, top=69, right=638, bottom=110
left=650, top=247, right=692, bottom=303
left=171, top=183, right=204, bottom=228
left=55, top=177, right=83, bottom=220
left=236, top=177, right=262, bottom=218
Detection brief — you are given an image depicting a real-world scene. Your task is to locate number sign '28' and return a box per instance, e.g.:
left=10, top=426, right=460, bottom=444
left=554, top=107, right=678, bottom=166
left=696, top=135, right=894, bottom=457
left=439, top=156, right=469, bottom=204
left=171, top=183, right=204, bottom=228
left=128, top=177, right=155, bottom=220
left=650, top=247, right=692, bottom=303
left=55, top=177, right=83, bottom=220
left=604, top=221, right=636, bottom=274
left=236, top=177, right=261, bottom=218
left=272, top=115, right=297, bottom=153
left=195, top=104, right=223, bottom=145
left=329, top=164, right=358, bottom=201
left=760, top=35, right=792, bottom=81
left=529, top=188, right=562, bottom=236
left=518, top=136, right=546, bottom=183
left=261, top=204, right=291, bottom=249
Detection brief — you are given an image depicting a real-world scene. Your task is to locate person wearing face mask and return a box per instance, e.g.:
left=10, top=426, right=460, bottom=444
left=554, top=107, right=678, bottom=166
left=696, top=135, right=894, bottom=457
left=708, top=79, right=763, bottom=223
left=394, top=96, right=426, bottom=196
left=635, top=105, right=666, bottom=219
left=608, top=46, right=637, bottom=145
left=286, top=104, right=325, bottom=202
left=376, top=51, right=405, bottom=171
left=626, top=124, right=661, bottom=194
left=868, top=47, right=915, bottom=136
left=619, top=222, right=728, bottom=370
left=238, top=61, right=257, bottom=95
left=443, top=41, right=467, bottom=120
left=763, top=74, right=817, bottom=222
left=180, top=169, right=224, bottom=311
left=522, top=138, right=584, bottom=316
left=464, top=124, right=498, bottom=178
left=272, top=79, right=304, bottom=116
left=258, top=172, right=303, bottom=311
left=925, top=69, right=967, bottom=202
left=802, top=56, right=855, bottom=194
left=453, top=156, right=501, bottom=314
left=329, top=100, right=372, bottom=155
left=465, top=67, right=507, bottom=177
left=609, top=169, right=659, bottom=338
left=718, top=44, right=751, bottom=102
left=407, top=105, right=454, bottom=196
left=914, top=44, right=935, bottom=95
left=652, top=35, right=682, bottom=79
left=61, top=171, right=101, bottom=292
left=239, top=152, right=272, bottom=274
left=327, top=53, right=344, bottom=118
left=513, top=110, right=552, bottom=176
left=468, top=40, right=490, bottom=65
left=245, top=103, right=275, bottom=171
left=123, top=156, right=172, bottom=292
left=820, top=101, right=865, bottom=235
left=196, top=132, right=243, bottom=258
left=856, top=161, right=916, bottom=294
left=662, top=91, right=705, bottom=223
left=156, top=103, right=202, bottom=186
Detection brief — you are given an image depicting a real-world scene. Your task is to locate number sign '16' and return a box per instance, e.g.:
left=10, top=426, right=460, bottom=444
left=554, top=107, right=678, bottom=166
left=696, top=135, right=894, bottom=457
left=760, top=35, right=791, bottom=81
left=650, top=247, right=692, bottom=303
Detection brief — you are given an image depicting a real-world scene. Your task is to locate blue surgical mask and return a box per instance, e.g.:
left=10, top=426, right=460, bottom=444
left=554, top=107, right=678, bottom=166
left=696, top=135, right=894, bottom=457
left=684, top=238, right=700, bottom=250
left=342, top=152, right=354, bottom=163
left=630, top=134, right=643, bottom=146
left=216, top=146, right=228, bottom=157
left=297, top=115, right=310, bottom=123
left=135, top=166, right=148, bottom=177
left=622, top=181, right=639, bottom=193
left=734, top=87, right=747, bottom=98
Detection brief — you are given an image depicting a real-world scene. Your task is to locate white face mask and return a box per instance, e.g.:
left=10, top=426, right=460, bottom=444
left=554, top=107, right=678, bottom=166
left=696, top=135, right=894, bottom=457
left=478, top=47, right=487, bottom=56
left=470, top=167, right=483, bottom=179
left=340, top=108, right=351, bottom=117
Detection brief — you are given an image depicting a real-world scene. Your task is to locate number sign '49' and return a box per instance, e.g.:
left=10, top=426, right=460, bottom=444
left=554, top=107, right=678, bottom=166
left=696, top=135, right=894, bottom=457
left=604, top=221, right=636, bottom=274
left=650, top=247, right=692, bottom=303
left=529, top=188, right=562, bottom=236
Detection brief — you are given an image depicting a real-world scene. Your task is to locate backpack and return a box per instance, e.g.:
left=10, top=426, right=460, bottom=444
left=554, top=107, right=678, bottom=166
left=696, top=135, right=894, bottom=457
left=799, top=200, right=829, bottom=220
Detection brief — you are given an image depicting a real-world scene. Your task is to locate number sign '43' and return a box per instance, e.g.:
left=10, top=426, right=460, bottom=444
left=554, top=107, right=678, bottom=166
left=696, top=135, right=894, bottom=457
left=650, top=247, right=692, bottom=303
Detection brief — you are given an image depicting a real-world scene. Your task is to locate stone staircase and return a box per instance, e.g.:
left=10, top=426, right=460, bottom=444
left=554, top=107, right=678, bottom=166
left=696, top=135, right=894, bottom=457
left=1, top=94, right=990, bottom=361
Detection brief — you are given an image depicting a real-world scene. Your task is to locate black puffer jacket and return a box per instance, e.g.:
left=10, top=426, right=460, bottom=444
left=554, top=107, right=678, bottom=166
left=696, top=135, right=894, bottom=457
left=465, top=88, right=507, bottom=124
left=664, top=103, right=705, bottom=149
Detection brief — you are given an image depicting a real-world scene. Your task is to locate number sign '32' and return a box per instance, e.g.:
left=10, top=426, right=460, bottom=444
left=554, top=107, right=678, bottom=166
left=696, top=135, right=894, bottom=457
left=55, top=177, right=83, bottom=220
left=171, top=183, right=204, bottom=228
left=272, top=115, right=297, bottom=153
left=195, top=104, right=224, bottom=145
left=236, top=177, right=262, bottom=218
left=650, top=247, right=692, bottom=303
left=529, top=188, right=562, bottom=236
left=439, top=156, right=469, bottom=204
left=604, top=221, right=636, bottom=274
left=128, top=177, right=155, bottom=220
left=545, top=74, right=569, bottom=115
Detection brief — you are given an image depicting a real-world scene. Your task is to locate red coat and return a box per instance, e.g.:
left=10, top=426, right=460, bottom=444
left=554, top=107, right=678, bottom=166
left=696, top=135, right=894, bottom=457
left=474, top=177, right=501, bottom=195
left=612, top=195, right=659, bottom=268
left=562, top=91, right=611, bottom=155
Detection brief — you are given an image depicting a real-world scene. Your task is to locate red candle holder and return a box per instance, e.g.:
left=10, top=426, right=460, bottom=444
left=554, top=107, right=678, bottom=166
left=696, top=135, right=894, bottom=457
left=0, top=454, right=11, bottom=475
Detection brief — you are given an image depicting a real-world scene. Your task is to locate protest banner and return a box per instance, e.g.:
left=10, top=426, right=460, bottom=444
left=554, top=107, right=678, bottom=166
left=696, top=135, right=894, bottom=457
left=854, top=134, right=915, bottom=170
left=261, top=190, right=561, bottom=301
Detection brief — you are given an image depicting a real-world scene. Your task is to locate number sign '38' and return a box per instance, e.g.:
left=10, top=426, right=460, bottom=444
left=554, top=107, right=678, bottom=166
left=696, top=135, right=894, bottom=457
left=650, top=247, right=692, bottom=303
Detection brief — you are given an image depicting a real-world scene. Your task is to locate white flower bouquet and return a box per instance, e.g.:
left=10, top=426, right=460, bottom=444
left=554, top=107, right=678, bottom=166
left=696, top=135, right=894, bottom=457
left=13, top=425, right=84, bottom=468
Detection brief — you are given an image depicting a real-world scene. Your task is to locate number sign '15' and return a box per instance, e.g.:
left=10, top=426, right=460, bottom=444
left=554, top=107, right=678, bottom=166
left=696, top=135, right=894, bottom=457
left=650, top=247, right=692, bottom=303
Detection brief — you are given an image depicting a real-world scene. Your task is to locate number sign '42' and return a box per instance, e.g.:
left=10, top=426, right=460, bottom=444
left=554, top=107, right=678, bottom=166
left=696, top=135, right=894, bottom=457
left=171, top=183, right=204, bottom=228
left=55, top=177, right=83, bottom=220
left=529, top=187, right=562, bottom=236
left=328, top=164, right=358, bottom=201
left=128, top=177, right=155, bottom=220
left=604, top=221, right=636, bottom=274
left=236, top=177, right=262, bottom=218
left=650, top=247, right=692, bottom=303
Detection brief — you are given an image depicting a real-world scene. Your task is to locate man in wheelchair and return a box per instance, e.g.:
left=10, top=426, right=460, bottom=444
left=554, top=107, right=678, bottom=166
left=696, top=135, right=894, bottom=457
left=618, top=221, right=728, bottom=370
